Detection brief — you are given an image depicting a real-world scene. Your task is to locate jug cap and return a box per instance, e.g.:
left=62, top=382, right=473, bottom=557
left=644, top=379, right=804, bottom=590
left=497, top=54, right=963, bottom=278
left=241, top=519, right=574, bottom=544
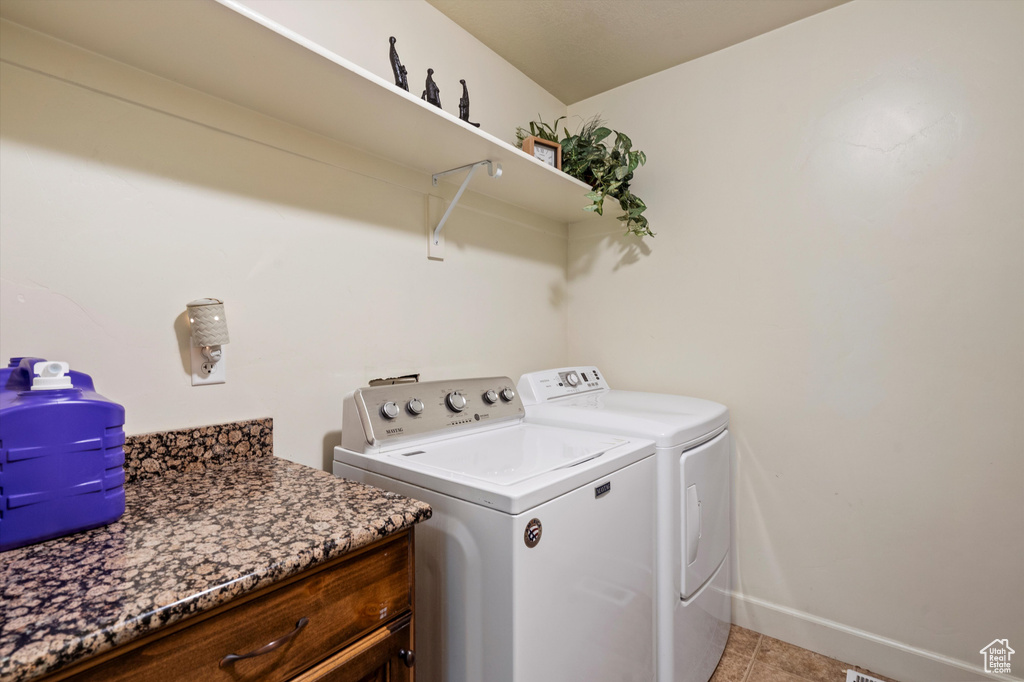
left=31, top=361, right=73, bottom=390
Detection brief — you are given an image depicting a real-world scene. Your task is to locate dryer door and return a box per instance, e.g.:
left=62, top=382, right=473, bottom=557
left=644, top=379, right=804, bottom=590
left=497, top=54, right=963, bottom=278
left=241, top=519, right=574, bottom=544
left=680, top=430, right=730, bottom=598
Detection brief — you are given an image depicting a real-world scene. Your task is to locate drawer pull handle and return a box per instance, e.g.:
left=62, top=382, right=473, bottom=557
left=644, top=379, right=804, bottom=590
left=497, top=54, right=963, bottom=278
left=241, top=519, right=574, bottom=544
left=398, top=648, right=415, bottom=668
left=219, top=617, right=310, bottom=668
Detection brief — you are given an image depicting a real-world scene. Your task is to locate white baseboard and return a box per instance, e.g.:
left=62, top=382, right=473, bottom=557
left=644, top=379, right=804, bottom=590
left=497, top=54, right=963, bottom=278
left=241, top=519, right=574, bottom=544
left=730, top=591, right=1022, bottom=682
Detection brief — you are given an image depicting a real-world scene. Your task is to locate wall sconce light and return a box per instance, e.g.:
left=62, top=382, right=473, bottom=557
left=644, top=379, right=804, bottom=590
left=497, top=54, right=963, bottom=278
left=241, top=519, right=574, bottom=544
left=187, top=298, right=229, bottom=386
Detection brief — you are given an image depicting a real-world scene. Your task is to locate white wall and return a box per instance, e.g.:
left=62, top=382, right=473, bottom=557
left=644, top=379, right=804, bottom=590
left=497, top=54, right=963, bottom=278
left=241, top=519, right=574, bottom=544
left=0, top=2, right=568, bottom=472
left=566, top=1, right=1023, bottom=680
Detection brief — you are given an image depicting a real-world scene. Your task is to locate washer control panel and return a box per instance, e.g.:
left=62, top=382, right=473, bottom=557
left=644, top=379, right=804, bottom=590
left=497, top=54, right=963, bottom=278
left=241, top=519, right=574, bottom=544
left=516, top=366, right=609, bottom=404
left=349, top=376, right=523, bottom=449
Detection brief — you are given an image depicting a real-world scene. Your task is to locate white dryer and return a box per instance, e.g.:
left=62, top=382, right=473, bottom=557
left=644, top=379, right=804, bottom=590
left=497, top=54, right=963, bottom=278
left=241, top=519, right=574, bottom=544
left=518, top=367, right=731, bottom=682
left=335, top=376, right=657, bottom=682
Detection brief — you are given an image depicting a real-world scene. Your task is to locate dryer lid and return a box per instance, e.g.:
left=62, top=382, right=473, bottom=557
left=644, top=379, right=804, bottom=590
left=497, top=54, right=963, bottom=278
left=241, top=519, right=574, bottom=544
left=523, top=390, right=728, bottom=449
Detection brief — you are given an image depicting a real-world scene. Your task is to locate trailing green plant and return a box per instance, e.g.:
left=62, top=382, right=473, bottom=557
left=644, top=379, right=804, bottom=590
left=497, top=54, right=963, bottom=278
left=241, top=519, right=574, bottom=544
left=516, top=115, right=651, bottom=238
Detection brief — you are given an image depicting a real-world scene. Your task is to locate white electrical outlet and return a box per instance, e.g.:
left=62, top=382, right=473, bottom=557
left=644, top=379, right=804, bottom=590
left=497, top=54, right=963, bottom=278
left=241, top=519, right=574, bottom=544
left=190, top=346, right=226, bottom=385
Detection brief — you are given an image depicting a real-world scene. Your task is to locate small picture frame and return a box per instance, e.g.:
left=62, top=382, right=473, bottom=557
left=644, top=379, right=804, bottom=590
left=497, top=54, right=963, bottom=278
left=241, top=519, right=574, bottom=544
left=521, top=135, right=562, bottom=170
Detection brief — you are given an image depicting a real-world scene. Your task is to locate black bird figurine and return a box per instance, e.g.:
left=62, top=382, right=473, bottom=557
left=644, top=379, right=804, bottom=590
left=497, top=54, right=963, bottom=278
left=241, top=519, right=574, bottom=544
left=422, top=68, right=441, bottom=108
left=458, top=79, right=480, bottom=127
left=388, top=37, right=409, bottom=91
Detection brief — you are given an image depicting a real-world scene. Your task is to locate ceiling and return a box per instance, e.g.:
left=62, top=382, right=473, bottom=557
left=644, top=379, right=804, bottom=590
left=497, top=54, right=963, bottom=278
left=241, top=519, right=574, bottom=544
left=425, top=0, right=850, bottom=104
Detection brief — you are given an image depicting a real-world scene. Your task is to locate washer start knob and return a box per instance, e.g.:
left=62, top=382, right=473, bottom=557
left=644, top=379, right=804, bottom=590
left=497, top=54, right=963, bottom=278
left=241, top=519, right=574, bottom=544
left=407, top=398, right=425, bottom=415
left=565, top=372, right=580, bottom=387
left=380, top=401, right=400, bottom=420
left=483, top=389, right=498, bottom=404
left=446, top=391, right=468, bottom=412
left=500, top=387, right=515, bottom=402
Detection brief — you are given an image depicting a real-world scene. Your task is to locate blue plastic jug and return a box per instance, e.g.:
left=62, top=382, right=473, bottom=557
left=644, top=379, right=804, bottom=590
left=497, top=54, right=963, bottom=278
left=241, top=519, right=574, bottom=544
left=0, top=357, right=126, bottom=551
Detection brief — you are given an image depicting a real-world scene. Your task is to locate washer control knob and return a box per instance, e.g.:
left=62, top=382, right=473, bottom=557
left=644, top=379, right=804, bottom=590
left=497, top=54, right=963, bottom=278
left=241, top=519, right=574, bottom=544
left=500, top=387, right=515, bottom=402
left=380, top=401, right=400, bottom=420
left=407, top=398, right=425, bottom=415
left=483, top=389, right=498, bottom=404
left=565, top=372, right=580, bottom=387
left=446, top=391, right=468, bottom=412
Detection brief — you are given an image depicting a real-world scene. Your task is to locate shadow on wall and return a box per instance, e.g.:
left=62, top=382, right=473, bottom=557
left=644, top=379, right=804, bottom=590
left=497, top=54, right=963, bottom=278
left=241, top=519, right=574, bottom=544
left=0, top=57, right=559, bottom=265
left=172, top=312, right=192, bottom=375
left=568, top=222, right=653, bottom=282
left=2, top=58, right=416, bottom=235
left=323, top=430, right=343, bottom=472
left=549, top=282, right=566, bottom=309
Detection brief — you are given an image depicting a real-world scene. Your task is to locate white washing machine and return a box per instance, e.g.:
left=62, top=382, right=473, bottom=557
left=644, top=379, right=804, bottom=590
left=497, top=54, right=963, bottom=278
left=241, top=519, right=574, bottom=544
left=518, top=367, right=731, bottom=682
left=334, top=376, right=657, bottom=682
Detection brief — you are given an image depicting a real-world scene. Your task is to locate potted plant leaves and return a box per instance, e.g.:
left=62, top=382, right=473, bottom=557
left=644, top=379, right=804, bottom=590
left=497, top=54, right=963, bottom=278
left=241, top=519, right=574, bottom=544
left=516, top=115, right=652, bottom=238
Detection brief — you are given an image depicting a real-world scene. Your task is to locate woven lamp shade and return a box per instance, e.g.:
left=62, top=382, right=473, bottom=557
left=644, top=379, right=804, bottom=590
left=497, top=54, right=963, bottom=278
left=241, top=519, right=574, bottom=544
left=187, top=298, right=230, bottom=346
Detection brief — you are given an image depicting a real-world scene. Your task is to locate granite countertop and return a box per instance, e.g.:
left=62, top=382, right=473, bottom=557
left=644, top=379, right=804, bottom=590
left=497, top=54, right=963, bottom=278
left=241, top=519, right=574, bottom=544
left=0, top=419, right=432, bottom=681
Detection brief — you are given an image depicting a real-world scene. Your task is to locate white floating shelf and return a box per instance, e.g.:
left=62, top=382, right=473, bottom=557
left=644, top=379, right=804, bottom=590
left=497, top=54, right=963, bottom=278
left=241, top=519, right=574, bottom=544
left=0, top=0, right=596, bottom=224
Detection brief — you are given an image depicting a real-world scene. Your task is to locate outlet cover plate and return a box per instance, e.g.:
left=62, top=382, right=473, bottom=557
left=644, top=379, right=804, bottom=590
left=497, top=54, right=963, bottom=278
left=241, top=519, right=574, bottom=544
left=190, top=346, right=226, bottom=385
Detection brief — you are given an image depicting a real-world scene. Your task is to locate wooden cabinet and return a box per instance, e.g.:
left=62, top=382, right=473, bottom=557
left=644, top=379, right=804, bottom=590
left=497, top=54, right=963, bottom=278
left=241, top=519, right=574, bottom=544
left=294, top=614, right=412, bottom=682
left=43, top=531, right=415, bottom=682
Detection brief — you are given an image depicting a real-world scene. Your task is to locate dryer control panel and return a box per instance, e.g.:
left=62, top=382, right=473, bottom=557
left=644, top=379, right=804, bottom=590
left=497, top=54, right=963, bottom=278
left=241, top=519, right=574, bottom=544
left=341, top=376, right=523, bottom=452
left=517, top=366, right=609, bottom=404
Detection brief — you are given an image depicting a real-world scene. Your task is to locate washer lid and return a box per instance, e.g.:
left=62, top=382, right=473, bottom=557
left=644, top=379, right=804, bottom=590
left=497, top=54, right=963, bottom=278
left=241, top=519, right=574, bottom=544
left=336, top=423, right=655, bottom=514
left=395, top=425, right=625, bottom=486
left=523, top=390, right=728, bottom=449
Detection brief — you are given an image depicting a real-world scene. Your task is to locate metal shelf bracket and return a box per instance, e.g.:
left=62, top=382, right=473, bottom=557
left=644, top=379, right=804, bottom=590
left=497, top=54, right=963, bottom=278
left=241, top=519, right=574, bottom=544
left=431, top=160, right=502, bottom=246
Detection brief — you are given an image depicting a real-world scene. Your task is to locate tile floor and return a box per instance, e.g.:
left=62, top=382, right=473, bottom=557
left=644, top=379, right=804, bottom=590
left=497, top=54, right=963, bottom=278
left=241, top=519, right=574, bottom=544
left=710, top=626, right=901, bottom=682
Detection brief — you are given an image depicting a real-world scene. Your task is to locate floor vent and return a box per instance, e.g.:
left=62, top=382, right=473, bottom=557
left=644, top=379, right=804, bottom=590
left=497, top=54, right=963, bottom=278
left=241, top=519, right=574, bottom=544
left=846, top=671, right=886, bottom=682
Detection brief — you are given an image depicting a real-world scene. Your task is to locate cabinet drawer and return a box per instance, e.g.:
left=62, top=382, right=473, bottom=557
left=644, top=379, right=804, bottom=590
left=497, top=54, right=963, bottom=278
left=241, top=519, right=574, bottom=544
left=294, top=613, right=413, bottom=682
left=62, top=533, right=412, bottom=682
